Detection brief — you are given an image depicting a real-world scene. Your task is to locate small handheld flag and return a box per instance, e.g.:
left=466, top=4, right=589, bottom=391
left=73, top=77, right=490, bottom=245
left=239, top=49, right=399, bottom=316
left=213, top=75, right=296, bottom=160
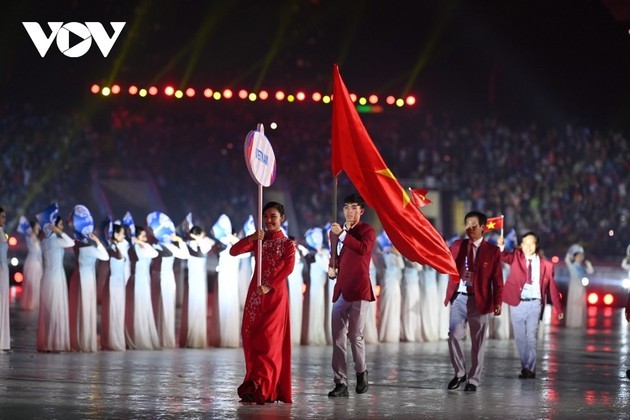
left=484, top=216, right=504, bottom=232
left=409, top=188, right=432, bottom=207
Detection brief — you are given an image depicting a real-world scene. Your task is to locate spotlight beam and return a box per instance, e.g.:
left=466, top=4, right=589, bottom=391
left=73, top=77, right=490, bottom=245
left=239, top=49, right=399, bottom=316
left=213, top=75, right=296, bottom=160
left=402, top=0, right=456, bottom=96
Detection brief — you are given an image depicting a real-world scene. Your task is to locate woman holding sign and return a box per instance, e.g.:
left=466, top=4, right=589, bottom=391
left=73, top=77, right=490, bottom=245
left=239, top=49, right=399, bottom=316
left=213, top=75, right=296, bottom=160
left=230, top=202, right=295, bottom=404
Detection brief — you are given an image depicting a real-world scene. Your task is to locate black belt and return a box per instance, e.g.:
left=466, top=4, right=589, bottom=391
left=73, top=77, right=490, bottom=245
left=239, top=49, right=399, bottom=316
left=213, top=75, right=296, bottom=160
left=520, top=298, right=540, bottom=302
left=457, top=291, right=474, bottom=297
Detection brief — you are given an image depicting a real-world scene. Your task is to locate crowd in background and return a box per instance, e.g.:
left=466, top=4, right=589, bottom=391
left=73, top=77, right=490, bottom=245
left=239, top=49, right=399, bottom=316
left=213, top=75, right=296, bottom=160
left=1, top=101, right=628, bottom=259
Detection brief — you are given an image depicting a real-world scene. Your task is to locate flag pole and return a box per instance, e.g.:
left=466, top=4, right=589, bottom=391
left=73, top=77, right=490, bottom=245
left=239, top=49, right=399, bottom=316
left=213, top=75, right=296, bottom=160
left=331, top=175, right=338, bottom=270
left=500, top=214, right=504, bottom=238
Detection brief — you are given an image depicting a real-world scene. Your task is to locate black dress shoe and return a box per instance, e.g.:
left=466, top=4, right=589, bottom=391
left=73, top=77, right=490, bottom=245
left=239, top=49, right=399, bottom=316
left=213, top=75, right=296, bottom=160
left=328, top=383, right=349, bottom=397
left=356, top=370, right=368, bottom=394
left=464, top=383, right=477, bottom=392
left=447, top=375, right=467, bottom=390
left=519, top=368, right=536, bottom=379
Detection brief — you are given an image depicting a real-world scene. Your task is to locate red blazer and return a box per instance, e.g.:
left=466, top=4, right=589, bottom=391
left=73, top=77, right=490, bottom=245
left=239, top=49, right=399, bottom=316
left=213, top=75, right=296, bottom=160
left=444, top=239, right=503, bottom=314
left=501, top=249, right=563, bottom=317
left=330, top=221, right=376, bottom=303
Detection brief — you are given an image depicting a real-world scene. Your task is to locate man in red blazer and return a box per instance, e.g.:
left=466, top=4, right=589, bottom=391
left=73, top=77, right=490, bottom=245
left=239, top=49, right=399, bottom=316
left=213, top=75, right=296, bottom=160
left=327, top=194, right=376, bottom=397
left=444, top=211, right=503, bottom=392
left=498, top=232, right=563, bottom=379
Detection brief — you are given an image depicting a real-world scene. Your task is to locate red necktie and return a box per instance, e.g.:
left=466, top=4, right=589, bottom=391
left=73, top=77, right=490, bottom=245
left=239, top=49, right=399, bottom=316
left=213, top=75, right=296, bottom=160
left=467, top=242, right=475, bottom=272
left=527, top=259, right=533, bottom=284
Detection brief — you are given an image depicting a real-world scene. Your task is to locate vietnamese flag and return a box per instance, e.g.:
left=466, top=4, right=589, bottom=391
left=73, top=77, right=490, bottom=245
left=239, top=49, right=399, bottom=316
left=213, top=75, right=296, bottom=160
left=409, top=188, right=432, bottom=207
left=484, top=216, right=504, bottom=231
left=331, top=65, right=458, bottom=276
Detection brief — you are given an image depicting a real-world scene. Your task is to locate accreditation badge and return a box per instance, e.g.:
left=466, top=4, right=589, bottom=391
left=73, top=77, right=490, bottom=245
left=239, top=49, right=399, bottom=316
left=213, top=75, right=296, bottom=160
left=462, top=270, right=474, bottom=287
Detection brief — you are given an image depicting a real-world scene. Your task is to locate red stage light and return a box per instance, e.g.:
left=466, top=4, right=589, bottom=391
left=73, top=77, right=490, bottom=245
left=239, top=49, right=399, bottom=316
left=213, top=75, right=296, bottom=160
left=386, top=95, right=395, bottom=105
left=128, top=85, right=138, bottom=95
left=14, top=272, right=24, bottom=283
left=111, top=84, right=121, bottom=94
left=223, top=89, right=233, bottom=99
left=275, top=91, right=285, bottom=100
left=350, top=93, right=357, bottom=102
left=259, top=90, right=269, bottom=100
left=148, top=86, right=158, bottom=96
left=90, top=84, right=100, bottom=94
left=185, top=88, right=195, bottom=97
left=587, top=293, right=599, bottom=305
left=164, top=86, right=175, bottom=96
left=238, top=89, right=248, bottom=99
left=203, top=88, right=213, bottom=98
left=296, top=91, right=306, bottom=101
left=369, top=94, right=378, bottom=104
left=603, top=294, right=614, bottom=305
left=8, top=237, right=17, bottom=247
left=312, top=92, right=322, bottom=102
left=406, top=95, right=416, bottom=106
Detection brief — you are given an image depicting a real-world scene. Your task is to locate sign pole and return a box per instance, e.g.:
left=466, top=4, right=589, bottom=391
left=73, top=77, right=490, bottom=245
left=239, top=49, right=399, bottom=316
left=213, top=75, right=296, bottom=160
left=257, top=180, right=263, bottom=287
left=243, top=123, right=277, bottom=289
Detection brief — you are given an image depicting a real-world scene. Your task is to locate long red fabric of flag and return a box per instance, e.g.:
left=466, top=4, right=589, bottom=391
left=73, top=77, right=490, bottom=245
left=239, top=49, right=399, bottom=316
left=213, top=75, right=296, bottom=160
left=484, top=216, right=504, bottom=231
left=331, top=65, right=458, bottom=276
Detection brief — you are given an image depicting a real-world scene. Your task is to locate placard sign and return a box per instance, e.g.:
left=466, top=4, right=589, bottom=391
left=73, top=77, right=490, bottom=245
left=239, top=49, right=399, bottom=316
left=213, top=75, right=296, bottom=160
left=244, top=123, right=276, bottom=287
left=244, top=124, right=276, bottom=187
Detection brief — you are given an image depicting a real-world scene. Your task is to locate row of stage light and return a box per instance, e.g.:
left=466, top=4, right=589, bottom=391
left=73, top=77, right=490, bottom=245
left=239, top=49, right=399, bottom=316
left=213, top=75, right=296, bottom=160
left=90, top=84, right=417, bottom=109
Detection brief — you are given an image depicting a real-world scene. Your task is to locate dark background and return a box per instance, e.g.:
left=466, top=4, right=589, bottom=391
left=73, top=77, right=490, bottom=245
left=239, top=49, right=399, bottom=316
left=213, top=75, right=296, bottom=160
left=2, top=0, right=630, bottom=128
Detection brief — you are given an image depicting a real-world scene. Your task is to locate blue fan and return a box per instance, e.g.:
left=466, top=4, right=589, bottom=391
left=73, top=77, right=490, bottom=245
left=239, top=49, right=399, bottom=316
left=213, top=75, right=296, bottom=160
left=305, top=227, right=323, bottom=251
left=72, top=204, right=94, bottom=242
left=122, top=211, right=136, bottom=237
left=212, top=214, right=232, bottom=245
left=36, top=202, right=59, bottom=237
left=243, top=214, right=256, bottom=236
left=17, top=216, right=32, bottom=235
left=504, top=229, right=517, bottom=252
left=147, top=211, right=175, bottom=243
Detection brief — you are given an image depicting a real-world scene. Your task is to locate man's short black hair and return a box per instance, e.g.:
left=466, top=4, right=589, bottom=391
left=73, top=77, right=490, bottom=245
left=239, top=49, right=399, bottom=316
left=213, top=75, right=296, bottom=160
left=464, top=210, right=487, bottom=226
left=343, top=193, right=366, bottom=208
left=520, top=231, right=539, bottom=252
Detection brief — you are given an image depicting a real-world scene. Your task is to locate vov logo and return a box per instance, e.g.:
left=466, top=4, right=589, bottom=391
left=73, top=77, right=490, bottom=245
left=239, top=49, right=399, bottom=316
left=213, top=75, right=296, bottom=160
left=22, top=22, right=126, bottom=58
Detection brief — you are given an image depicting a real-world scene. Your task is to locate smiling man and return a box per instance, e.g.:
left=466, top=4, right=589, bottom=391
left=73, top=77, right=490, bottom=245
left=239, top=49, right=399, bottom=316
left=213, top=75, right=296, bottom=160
left=498, top=231, right=564, bottom=379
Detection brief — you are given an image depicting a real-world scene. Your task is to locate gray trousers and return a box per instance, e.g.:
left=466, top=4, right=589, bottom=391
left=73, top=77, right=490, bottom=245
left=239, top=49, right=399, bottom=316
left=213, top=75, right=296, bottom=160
left=448, top=294, right=490, bottom=386
left=510, top=300, right=542, bottom=372
left=331, top=295, right=369, bottom=385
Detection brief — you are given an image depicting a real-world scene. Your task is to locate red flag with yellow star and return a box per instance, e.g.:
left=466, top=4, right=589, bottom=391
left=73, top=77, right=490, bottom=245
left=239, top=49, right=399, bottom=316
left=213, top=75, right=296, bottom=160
left=331, top=65, right=458, bottom=276
left=484, top=216, right=504, bottom=231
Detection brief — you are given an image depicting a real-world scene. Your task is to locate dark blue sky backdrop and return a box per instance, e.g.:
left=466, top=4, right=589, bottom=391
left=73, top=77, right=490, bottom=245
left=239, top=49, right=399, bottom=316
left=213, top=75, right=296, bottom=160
left=3, top=0, right=630, bottom=127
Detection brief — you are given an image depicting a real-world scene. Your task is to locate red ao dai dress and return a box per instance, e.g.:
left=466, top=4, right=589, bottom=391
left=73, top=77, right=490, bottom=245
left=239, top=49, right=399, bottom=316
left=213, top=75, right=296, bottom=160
left=229, top=230, right=295, bottom=404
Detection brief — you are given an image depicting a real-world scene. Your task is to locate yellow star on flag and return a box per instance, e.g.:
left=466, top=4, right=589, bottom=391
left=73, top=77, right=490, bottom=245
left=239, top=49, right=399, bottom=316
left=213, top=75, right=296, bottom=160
left=376, top=168, right=411, bottom=208
left=486, top=221, right=496, bottom=230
